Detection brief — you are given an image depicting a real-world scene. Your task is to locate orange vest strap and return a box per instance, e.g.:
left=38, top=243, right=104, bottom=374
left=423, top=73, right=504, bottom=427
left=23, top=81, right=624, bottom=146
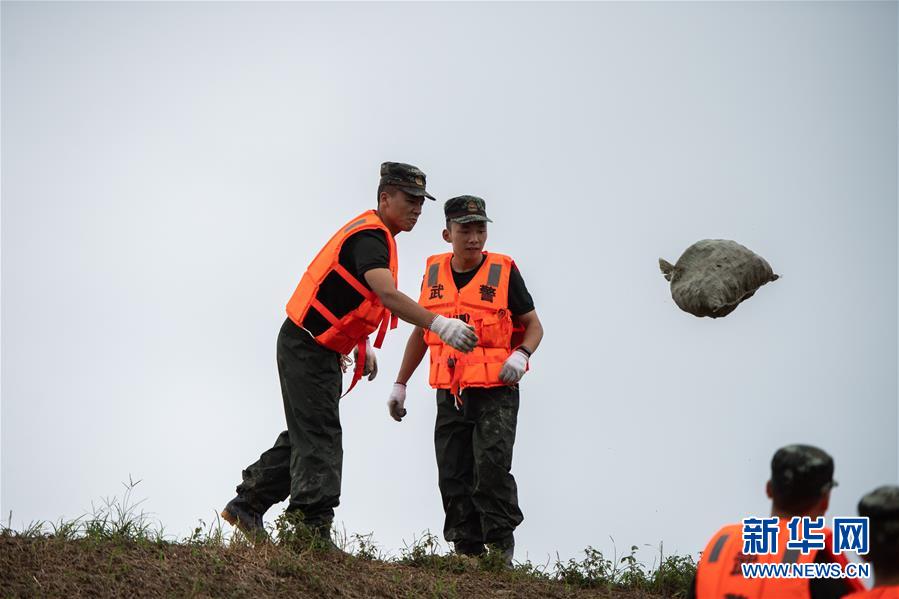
left=311, top=298, right=341, bottom=328
left=332, top=263, right=376, bottom=301
left=439, top=354, right=507, bottom=366
left=444, top=352, right=510, bottom=407
left=449, top=361, right=464, bottom=409
left=343, top=312, right=397, bottom=399
left=344, top=313, right=397, bottom=399
left=340, top=338, right=367, bottom=398
left=373, top=311, right=397, bottom=349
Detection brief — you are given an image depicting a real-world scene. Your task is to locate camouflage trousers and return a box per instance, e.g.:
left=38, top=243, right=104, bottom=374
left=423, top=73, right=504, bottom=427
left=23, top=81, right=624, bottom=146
left=235, top=318, right=343, bottom=530
left=435, top=386, right=523, bottom=550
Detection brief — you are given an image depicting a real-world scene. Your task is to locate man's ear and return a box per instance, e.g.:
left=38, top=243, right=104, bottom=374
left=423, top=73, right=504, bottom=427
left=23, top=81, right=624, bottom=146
left=442, top=229, right=451, bottom=243
left=766, top=480, right=773, bottom=500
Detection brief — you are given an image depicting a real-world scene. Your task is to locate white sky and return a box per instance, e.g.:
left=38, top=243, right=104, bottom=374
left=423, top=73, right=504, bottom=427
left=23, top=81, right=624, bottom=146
left=2, top=1, right=896, bottom=568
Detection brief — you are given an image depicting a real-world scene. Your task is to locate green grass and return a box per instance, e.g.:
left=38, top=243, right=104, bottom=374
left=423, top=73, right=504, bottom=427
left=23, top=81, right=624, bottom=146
left=4, top=476, right=168, bottom=545
left=553, top=543, right=696, bottom=596
left=2, top=479, right=697, bottom=598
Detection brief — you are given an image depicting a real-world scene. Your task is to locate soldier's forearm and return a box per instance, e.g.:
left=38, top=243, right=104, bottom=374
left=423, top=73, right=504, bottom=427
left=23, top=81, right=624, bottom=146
left=395, top=328, right=428, bottom=385
left=518, top=313, right=544, bottom=355
left=379, top=288, right=438, bottom=330
left=365, top=268, right=438, bottom=329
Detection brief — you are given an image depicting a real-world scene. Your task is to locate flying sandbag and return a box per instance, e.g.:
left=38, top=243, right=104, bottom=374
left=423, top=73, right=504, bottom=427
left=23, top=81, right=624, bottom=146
left=659, top=239, right=779, bottom=318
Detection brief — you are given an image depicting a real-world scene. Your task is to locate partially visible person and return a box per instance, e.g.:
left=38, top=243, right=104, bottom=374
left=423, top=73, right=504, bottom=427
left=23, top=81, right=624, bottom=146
left=690, top=444, right=865, bottom=599
left=845, top=485, right=899, bottom=599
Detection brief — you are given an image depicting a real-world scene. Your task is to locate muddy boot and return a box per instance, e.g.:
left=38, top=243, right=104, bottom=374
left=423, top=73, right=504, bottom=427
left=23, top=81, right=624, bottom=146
left=487, top=536, right=514, bottom=568
left=221, top=496, right=268, bottom=544
left=451, top=541, right=483, bottom=569
left=310, top=522, right=347, bottom=554
left=454, top=541, right=486, bottom=557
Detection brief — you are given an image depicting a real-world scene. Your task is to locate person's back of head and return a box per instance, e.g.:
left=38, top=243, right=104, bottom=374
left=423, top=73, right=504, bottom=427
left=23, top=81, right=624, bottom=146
left=859, top=485, right=899, bottom=587
left=766, top=444, right=836, bottom=518
left=694, top=444, right=845, bottom=599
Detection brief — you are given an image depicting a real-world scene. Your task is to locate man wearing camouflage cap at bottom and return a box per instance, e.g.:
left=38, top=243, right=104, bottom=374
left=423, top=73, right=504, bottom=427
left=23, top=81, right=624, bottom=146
left=387, top=195, right=545, bottom=565
left=219, top=163, right=479, bottom=546
left=845, top=486, right=899, bottom=598
left=690, top=444, right=865, bottom=599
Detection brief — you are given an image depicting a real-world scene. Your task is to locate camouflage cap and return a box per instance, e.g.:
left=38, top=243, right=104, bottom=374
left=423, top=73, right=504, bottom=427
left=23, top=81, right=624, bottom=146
left=770, top=444, right=837, bottom=503
left=380, top=162, right=436, bottom=201
left=444, top=195, right=493, bottom=224
left=859, top=486, right=899, bottom=554
left=859, top=486, right=899, bottom=521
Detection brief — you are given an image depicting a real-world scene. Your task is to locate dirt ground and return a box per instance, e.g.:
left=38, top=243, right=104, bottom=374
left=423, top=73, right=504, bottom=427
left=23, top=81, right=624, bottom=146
left=0, top=536, right=671, bottom=599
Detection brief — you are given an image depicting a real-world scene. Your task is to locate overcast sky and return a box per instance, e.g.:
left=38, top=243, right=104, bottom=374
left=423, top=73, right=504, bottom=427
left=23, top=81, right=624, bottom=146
left=2, top=1, right=896, bottom=570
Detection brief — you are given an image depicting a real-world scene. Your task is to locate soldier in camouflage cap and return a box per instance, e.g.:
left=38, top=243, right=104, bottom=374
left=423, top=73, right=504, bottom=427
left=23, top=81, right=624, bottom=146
left=852, top=486, right=899, bottom=595
left=220, top=162, right=480, bottom=548
left=768, top=444, right=838, bottom=513
left=690, top=444, right=867, bottom=598
left=443, top=195, right=493, bottom=224
left=387, top=194, right=545, bottom=567
left=379, top=162, right=437, bottom=201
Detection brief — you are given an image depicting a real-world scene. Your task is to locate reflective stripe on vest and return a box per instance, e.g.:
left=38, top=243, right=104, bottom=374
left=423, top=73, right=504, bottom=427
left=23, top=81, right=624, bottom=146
left=285, top=210, right=398, bottom=364
left=418, top=252, right=517, bottom=403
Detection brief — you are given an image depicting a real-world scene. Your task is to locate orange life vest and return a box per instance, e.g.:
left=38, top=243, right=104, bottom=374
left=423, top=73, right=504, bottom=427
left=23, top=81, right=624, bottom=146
left=419, top=252, right=523, bottom=403
left=285, top=210, right=398, bottom=391
left=846, top=587, right=899, bottom=599
left=696, top=521, right=864, bottom=599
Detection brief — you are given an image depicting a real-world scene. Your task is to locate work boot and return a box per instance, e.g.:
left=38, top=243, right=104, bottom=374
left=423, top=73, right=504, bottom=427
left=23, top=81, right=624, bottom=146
left=221, top=496, right=268, bottom=544
left=487, top=536, right=515, bottom=568
left=310, top=522, right=347, bottom=554
left=453, top=541, right=485, bottom=570
left=454, top=541, right=486, bottom=557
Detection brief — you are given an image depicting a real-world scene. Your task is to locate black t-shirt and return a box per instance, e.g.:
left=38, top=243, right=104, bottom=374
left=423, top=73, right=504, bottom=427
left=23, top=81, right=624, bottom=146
left=808, top=551, right=859, bottom=599
left=302, top=230, right=390, bottom=336
left=450, top=254, right=535, bottom=316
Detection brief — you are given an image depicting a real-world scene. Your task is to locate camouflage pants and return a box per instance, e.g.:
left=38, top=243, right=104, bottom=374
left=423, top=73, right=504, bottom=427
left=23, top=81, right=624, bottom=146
left=434, top=386, right=523, bottom=550
left=235, top=318, right=343, bottom=529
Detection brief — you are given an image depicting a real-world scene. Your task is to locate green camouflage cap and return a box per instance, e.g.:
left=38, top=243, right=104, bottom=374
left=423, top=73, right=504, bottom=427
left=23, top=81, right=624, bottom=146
left=444, top=195, right=492, bottom=224
left=859, top=486, right=899, bottom=521
left=380, top=162, right=436, bottom=200
left=858, top=486, right=899, bottom=557
left=771, top=444, right=837, bottom=503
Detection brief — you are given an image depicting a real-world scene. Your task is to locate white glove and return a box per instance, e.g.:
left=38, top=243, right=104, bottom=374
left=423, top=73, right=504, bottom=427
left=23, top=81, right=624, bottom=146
left=499, top=349, right=529, bottom=384
left=429, top=315, right=478, bottom=353
left=387, top=383, right=407, bottom=422
left=353, top=339, right=378, bottom=380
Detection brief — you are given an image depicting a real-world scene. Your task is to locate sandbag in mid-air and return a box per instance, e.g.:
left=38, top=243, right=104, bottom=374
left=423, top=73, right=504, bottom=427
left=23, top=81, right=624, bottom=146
left=659, top=239, right=779, bottom=318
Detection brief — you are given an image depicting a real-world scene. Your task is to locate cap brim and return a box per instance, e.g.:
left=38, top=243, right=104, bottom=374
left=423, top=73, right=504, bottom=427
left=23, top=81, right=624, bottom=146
left=448, top=215, right=492, bottom=224
left=400, top=187, right=437, bottom=201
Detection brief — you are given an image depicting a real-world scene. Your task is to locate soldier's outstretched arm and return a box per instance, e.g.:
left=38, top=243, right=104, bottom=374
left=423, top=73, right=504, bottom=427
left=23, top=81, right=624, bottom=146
left=364, top=268, right=478, bottom=352
left=364, top=268, right=441, bottom=329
